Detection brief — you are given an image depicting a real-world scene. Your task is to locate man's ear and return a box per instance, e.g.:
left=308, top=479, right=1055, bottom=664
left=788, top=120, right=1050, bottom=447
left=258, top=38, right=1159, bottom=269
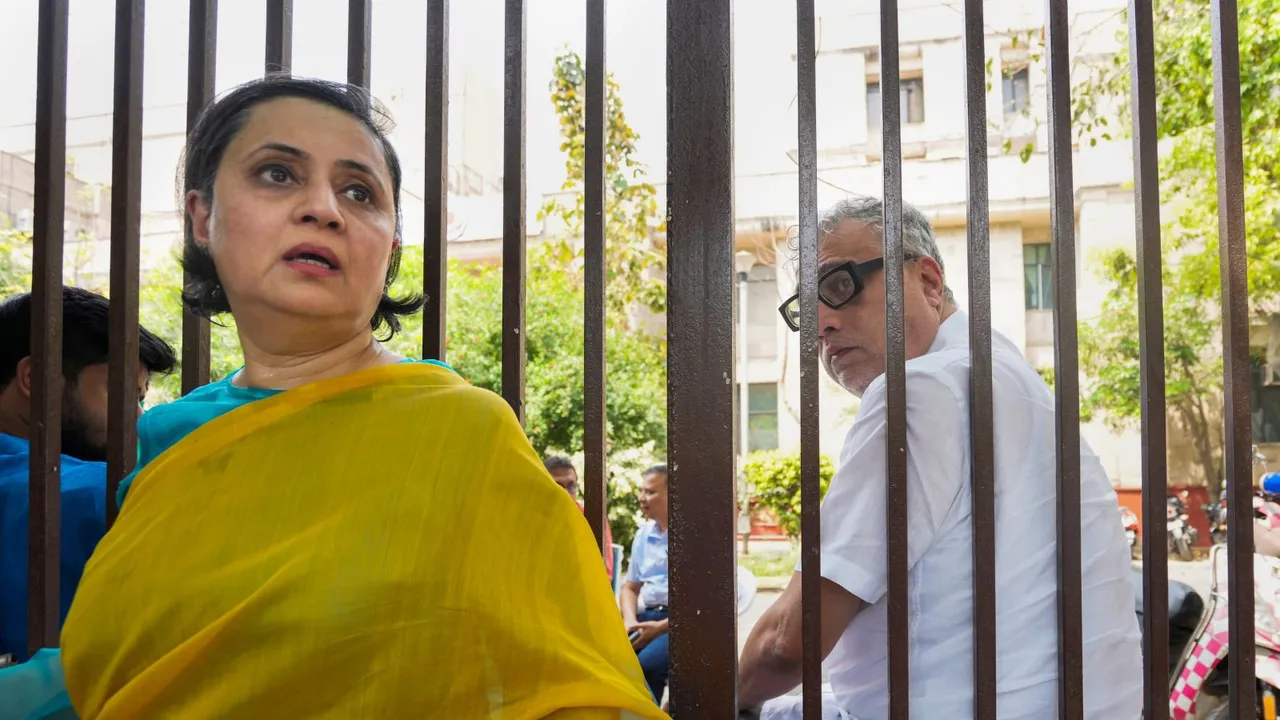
left=185, top=190, right=212, bottom=248
left=917, top=256, right=947, bottom=308
left=14, top=356, right=33, bottom=399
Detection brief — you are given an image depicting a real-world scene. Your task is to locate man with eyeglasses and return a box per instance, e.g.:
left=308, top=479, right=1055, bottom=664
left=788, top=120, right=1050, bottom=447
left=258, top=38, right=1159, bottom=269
left=543, top=454, right=615, bottom=581
left=737, top=196, right=1141, bottom=719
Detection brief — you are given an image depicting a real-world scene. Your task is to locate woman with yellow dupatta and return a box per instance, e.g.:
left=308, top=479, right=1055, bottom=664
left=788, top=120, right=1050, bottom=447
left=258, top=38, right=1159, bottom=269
left=58, top=76, right=665, bottom=720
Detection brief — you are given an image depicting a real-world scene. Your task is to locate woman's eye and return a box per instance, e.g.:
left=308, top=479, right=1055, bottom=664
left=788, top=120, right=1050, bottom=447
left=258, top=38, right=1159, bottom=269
left=343, top=186, right=372, bottom=204
left=259, top=165, right=293, bottom=184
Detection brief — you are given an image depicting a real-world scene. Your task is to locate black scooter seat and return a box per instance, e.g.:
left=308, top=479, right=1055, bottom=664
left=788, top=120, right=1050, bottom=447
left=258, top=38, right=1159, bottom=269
left=1131, top=570, right=1205, bottom=676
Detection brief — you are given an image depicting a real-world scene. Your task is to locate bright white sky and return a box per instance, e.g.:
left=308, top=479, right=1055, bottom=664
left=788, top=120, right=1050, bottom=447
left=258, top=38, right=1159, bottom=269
left=0, top=0, right=806, bottom=202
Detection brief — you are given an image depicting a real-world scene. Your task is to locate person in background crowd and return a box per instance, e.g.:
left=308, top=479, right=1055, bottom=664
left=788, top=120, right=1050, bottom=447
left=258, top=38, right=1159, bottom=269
left=54, top=75, right=663, bottom=719
left=0, top=286, right=177, bottom=662
left=622, top=464, right=672, bottom=705
left=544, top=454, right=616, bottom=581
left=738, top=196, right=1141, bottom=719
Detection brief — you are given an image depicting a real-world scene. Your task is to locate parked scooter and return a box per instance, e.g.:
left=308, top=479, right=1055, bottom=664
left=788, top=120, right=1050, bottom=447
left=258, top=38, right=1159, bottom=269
left=1122, top=506, right=1140, bottom=558
left=1202, top=446, right=1269, bottom=547
left=1168, top=492, right=1199, bottom=561
left=1169, top=494, right=1280, bottom=719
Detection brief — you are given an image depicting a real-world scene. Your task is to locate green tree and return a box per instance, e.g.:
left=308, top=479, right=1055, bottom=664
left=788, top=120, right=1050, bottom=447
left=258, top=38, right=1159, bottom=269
left=139, top=258, right=243, bottom=404
left=539, top=48, right=666, bottom=322
left=1068, top=0, right=1280, bottom=490
left=0, top=227, right=33, bottom=297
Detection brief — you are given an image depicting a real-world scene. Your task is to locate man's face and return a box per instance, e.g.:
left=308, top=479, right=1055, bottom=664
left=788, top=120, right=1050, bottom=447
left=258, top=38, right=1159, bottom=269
left=549, top=466, right=579, bottom=498
left=817, top=218, right=950, bottom=397
left=61, top=363, right=151, bottom=462
left=638, top=471, right=668, bottom=525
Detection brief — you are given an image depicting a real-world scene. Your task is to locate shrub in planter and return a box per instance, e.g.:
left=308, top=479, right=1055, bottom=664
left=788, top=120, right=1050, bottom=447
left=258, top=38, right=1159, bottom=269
left=743, top=450, right=835, bottom=539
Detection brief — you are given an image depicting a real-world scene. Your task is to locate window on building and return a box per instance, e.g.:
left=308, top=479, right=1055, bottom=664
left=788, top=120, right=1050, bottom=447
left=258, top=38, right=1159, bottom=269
left=1024, top=243, right=1053, bottom=310
left=748, top=383, right=779, bottom=452
left=1253, top=352, right=1280, bottom=444
left=1003, top=68, right=1030, bottom=115
left=747, top=265, right=778, bottom=359
left=866, top=77, right=926, bottom=130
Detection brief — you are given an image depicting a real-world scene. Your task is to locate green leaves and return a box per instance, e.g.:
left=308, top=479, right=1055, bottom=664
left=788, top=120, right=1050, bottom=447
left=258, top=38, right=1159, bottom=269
left=539, top=48, right=666, bottom=322
left=1068, top=0, right=1280, bottom=487
left=743, top=450, right=834, bottom=539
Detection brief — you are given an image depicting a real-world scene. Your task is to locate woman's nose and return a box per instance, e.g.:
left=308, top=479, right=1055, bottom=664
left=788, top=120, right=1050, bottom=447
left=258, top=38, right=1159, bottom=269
left=295, top=187, right=345, bottom=230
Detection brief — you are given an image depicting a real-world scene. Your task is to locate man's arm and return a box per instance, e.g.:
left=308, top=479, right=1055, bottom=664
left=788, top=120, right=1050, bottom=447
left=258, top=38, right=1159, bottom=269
left=621, top=581, right=643, bottom=628
left=737, top=571, right=862, bottom=709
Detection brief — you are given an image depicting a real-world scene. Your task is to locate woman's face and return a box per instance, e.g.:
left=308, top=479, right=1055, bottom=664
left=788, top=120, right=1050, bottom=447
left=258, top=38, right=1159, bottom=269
left=186, top=97, right=397, bottom=338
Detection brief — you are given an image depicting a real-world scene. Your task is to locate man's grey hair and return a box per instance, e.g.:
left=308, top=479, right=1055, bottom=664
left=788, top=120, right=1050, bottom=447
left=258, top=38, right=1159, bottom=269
left=793, top=195, right=955, bottom=304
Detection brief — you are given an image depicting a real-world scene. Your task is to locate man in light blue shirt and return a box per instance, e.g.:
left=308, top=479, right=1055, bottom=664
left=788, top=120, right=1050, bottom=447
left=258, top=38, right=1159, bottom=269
left=620, top=464, right=670, bottom=703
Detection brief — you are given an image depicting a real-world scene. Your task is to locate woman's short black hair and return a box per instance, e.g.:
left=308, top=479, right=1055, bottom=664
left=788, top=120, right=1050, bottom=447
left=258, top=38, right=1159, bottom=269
left=179, top=74, right=423, bottom=339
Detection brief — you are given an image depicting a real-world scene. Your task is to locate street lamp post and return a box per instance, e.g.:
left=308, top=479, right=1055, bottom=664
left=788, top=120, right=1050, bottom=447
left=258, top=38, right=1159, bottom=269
left=735, top=250, right=757, bottom=554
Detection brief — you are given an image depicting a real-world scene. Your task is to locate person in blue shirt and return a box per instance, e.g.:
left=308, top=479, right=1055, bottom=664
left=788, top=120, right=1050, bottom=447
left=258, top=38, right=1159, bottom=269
left=0, top=286, right=177, bottom=662
left=621, top=464, right=671, bottom=704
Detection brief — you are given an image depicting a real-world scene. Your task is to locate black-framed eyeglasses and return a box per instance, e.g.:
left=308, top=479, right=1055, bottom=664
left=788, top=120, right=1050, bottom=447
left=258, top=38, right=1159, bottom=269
left=777, top=256, right=916, bottom=332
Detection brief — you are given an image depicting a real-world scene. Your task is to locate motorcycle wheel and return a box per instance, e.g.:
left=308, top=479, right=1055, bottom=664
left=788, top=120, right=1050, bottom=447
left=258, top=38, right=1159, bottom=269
left=1176, top=534, right=1194, bottom=562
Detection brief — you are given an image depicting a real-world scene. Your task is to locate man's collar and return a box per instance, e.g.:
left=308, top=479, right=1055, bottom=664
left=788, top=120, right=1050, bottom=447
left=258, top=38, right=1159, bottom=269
left=0, top=433, right=29, bottom=454
left=927, top=309, right=967, bottom=355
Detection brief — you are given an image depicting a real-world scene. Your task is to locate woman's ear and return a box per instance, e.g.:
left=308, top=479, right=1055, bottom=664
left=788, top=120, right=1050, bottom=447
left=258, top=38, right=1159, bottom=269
left=185, top=190, right=212, bottom=247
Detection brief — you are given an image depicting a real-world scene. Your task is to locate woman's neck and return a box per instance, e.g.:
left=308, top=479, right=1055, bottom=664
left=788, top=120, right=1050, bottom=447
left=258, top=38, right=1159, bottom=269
left=234, top=329, right=403, bottom=390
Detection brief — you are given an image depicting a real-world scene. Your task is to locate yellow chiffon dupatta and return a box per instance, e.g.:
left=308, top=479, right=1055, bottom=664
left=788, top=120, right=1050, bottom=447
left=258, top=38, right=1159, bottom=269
left=61, top=364, right=665, bottom=719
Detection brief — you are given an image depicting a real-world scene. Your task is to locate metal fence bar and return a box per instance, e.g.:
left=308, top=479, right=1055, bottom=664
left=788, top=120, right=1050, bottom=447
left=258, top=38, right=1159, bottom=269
left=347, top=0, right=372, bottom=90
left=1210, top=0, right=1255, bottom=714
left=794, top=1, right=822, bottom=717
left=666, top=0, right=737, bottom=713
left=877, top=0, right=910, bottom=716
left=422, top=0, right=449, bottom=361
left=265, top=0, right=292, bottom=76
left=961, top=0, right=997, bottom=715
left=27, top=0, right=69, bottom=657
left=501, top=0, right=526, bottom=423
left=1044, top=0, right=1084, bottom=715
left=1126, top=1, right=1170, bottom=716
left=583, top=0, right=608, bottom=554
left=182, top=0, right=216, bottom=395
left=106, top=0, right=145, bottom=526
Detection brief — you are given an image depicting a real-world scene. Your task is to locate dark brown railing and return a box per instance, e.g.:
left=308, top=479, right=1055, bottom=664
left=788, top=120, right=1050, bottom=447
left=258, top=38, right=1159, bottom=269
left=21, top=0, right=1256, bottom=717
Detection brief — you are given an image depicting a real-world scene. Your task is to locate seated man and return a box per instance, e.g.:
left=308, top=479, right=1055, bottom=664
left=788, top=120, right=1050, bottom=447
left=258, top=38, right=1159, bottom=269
left=0, top=287, right=176, bottom=661
left=621, top=464, right=671, bottom=704
left=738, top=197, right=1142, bottom=718
left=544, top=454, right=615, bottom=581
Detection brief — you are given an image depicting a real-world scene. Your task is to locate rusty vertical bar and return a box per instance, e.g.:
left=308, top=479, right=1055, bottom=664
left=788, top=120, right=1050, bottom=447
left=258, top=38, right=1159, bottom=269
left=583, top=0, right=607, bottom=554
left=1127, top=0, right=1170, bottom=716
left=501, top=0, right=526, bottom=423
left=422, top=0, right=449, bottom=361
left=961, top=0, right=997, bottom=716
left=795, top=1, right=821, bottom=718
left=666, top=0, right=737, bottom=713
left=1211, top=0, right=1255, bottom=714
left=878, top=0, right=910, bottom=716
left=347, top=0, right=372, bottom=90
left=28, top=0, right=69, bottom=656
left=1045, top=0, right=1084, bottom=715
left=265, top=0, right=292, bottom=75
left=106, top=0, right=145, bottom=526
left=182, top=0, right=216, bottom=395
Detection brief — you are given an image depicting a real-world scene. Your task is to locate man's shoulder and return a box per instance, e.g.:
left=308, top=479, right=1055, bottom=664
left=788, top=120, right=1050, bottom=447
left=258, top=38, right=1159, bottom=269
left=860, top=356, right=968, bottom=413
left=60, top=457, right=107, bottom=490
